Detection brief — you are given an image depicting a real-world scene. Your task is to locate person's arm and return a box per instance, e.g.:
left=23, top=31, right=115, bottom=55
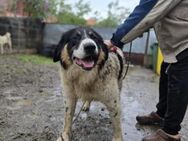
left=111, top=0, right=182, bottom=48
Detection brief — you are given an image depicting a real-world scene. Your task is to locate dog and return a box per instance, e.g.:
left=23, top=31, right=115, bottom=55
left=53, top=27, right=125, bottom=141
left=0, top=32, right=12, bottom=54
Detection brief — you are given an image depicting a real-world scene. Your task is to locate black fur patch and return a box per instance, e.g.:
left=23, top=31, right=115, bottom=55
left=114, top=112, right=118, bottom=117
left=60, top=60, right=68, bottom=70
left=116, top=53, right=124, bottom=80
left=65, top=107, right=69, bottom=112
left=53, top=28, right=76, bottom=63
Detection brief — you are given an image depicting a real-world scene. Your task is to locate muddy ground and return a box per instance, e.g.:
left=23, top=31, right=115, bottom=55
left=0, top=54, right=187, bottom=141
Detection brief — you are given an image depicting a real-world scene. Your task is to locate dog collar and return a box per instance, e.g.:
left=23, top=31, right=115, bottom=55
left=109, top=47, right=118, bottom=53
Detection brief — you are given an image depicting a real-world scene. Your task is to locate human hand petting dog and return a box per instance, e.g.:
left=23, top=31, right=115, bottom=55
left=104, top=40, right=116, bottom=48
left=104, top=40, right=120, bottom=52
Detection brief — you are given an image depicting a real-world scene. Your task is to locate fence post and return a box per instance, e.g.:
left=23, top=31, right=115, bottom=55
left=143, top=30, right=150, bottom=67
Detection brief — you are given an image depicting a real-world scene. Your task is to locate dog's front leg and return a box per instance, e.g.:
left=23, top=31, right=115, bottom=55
left=9, top=43, right=12, bottom=53
left=0, top=45, right=4, bottom=54
left=57, top=94, right=77, bottom=141
left=105, top=100, right=122, bottom=141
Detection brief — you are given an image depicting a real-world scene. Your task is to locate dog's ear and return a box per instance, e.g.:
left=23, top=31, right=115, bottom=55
left=101, top=43, right=109, bottom=61
left=53, top=29, right=75, bottom=62
left=53, top=39, right=64, bottom=62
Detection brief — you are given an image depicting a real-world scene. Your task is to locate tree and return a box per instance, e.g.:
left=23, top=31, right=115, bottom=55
left=57, top=12, right=86, bottom=25
left=8, top=0, right=58, bottom=19
left=57, top=0, right=91, bottom=25
left=23, top=0, right=58, bottom=18
left=74, top=0, right=91, bottom=18
left=96, top=0, right=130, bottom=27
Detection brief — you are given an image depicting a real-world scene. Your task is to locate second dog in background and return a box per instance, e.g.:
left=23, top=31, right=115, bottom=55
left=0, top=32, right=12, bottom=54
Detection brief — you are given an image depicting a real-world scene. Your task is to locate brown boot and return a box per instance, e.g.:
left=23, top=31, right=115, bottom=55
left=136, top=112, right=164, bottom=126
left=142, top=129, right=181, bottom=141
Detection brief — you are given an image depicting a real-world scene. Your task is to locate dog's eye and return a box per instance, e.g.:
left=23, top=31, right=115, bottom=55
left=72, top=32, right=81, bottom=40
left=88, top=31, right=96, bottom=39
left=72, top=32, right=81, bottom=41
left=70, top=36, right=80, bottom=46
left=76, top=31, right=81, bottom=36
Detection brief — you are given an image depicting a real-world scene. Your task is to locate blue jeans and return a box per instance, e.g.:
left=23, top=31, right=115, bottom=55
left=156, top=56, right=188, bottom=135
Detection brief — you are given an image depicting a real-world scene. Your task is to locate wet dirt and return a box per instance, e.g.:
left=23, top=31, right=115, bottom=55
left=0, top=55, right=187, bottom=141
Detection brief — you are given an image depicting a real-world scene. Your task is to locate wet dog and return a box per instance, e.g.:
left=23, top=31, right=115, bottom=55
left=0, top=32, right=12, bottom=54
left=53, top=27, right=125, bottom=141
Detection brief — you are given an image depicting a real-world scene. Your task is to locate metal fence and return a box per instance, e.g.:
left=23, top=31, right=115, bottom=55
left=0, top=17, right=44, bottom=53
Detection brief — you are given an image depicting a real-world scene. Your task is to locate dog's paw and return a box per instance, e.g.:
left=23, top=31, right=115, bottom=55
left=112, top=137, right=122, bottom=141
left=57, top=137, right=63, bottom=141
left=57, top=133, right=70, bottom=141
left=82, top=101, right=90, bottom=112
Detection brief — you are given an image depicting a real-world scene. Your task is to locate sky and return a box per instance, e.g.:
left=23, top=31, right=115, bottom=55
left=66, top=0, right=140, bottom=19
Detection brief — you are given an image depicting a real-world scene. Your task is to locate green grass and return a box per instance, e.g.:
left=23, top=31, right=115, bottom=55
left=17, top=54, right=54, bottom=65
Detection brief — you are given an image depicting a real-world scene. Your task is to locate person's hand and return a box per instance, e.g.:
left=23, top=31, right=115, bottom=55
left=104, top=40, right=115, bottom=49
left=104, top=40, right=119, bottom=52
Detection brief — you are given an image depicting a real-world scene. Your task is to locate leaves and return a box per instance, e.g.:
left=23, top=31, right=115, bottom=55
left=96, top=0, right=130, bottom=27
left=57, top=0, right=91, bottom=25
left=23, top=0, right=53, bottom=18
left=9, top=0, right=130, bottom=27
left=74, top=0, right=91, bottom=18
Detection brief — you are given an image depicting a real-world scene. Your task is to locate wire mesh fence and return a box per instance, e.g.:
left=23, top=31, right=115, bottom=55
left=0, top=17, right=44, bottom=53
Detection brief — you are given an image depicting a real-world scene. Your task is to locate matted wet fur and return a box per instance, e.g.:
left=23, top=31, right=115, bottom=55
left=53, top=27, right=125, bottom=141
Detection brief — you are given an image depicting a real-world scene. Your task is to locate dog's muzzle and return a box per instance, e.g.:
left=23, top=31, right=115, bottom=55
left=84, top=43, right=96, bottom=56
left=73, top=39, right=98, bottom=70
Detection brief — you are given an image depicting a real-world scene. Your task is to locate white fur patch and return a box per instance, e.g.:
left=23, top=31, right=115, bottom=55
left=73, top=38, right=98, bottom=59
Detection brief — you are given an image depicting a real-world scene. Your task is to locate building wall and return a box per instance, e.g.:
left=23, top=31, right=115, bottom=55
left=0, top=0, right=27, bottom=17
left=0, top=0, right=9, bottom=16
left=86, top=18, right=97, bottom=26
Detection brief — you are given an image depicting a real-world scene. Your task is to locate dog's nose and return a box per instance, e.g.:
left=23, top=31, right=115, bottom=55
left=84, top=44, right=96, bottom=54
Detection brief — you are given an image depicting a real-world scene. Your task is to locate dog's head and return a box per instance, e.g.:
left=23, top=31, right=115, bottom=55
left=53, top=27, right=108, bottom=70
left=5, top=32, right=11, bottom=38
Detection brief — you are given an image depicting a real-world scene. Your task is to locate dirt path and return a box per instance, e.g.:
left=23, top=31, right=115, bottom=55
left=0, top=55, right=187, bottom=141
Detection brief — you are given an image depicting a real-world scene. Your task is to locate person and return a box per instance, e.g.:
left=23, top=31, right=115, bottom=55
left=105, top=0, right=188, bottom=141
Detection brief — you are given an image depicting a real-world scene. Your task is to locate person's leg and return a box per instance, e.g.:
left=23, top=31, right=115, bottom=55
left=142, top=59, right=188, bottom=141
left=163, top=57, right=188, bottom=135
left=156, top=62, right=169, bottom=118
left=136, top=62, right=169, bottom=125
left=143, top=58, right=188, bottom=141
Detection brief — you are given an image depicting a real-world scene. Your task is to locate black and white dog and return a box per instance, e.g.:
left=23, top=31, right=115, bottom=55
left=54, top=27, right=125, bottom=141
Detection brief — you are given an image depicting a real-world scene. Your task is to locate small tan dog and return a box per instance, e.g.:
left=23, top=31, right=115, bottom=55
left=0, top=32, right=12, bottom=54
left=54, top=27, right=125, bottom=141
